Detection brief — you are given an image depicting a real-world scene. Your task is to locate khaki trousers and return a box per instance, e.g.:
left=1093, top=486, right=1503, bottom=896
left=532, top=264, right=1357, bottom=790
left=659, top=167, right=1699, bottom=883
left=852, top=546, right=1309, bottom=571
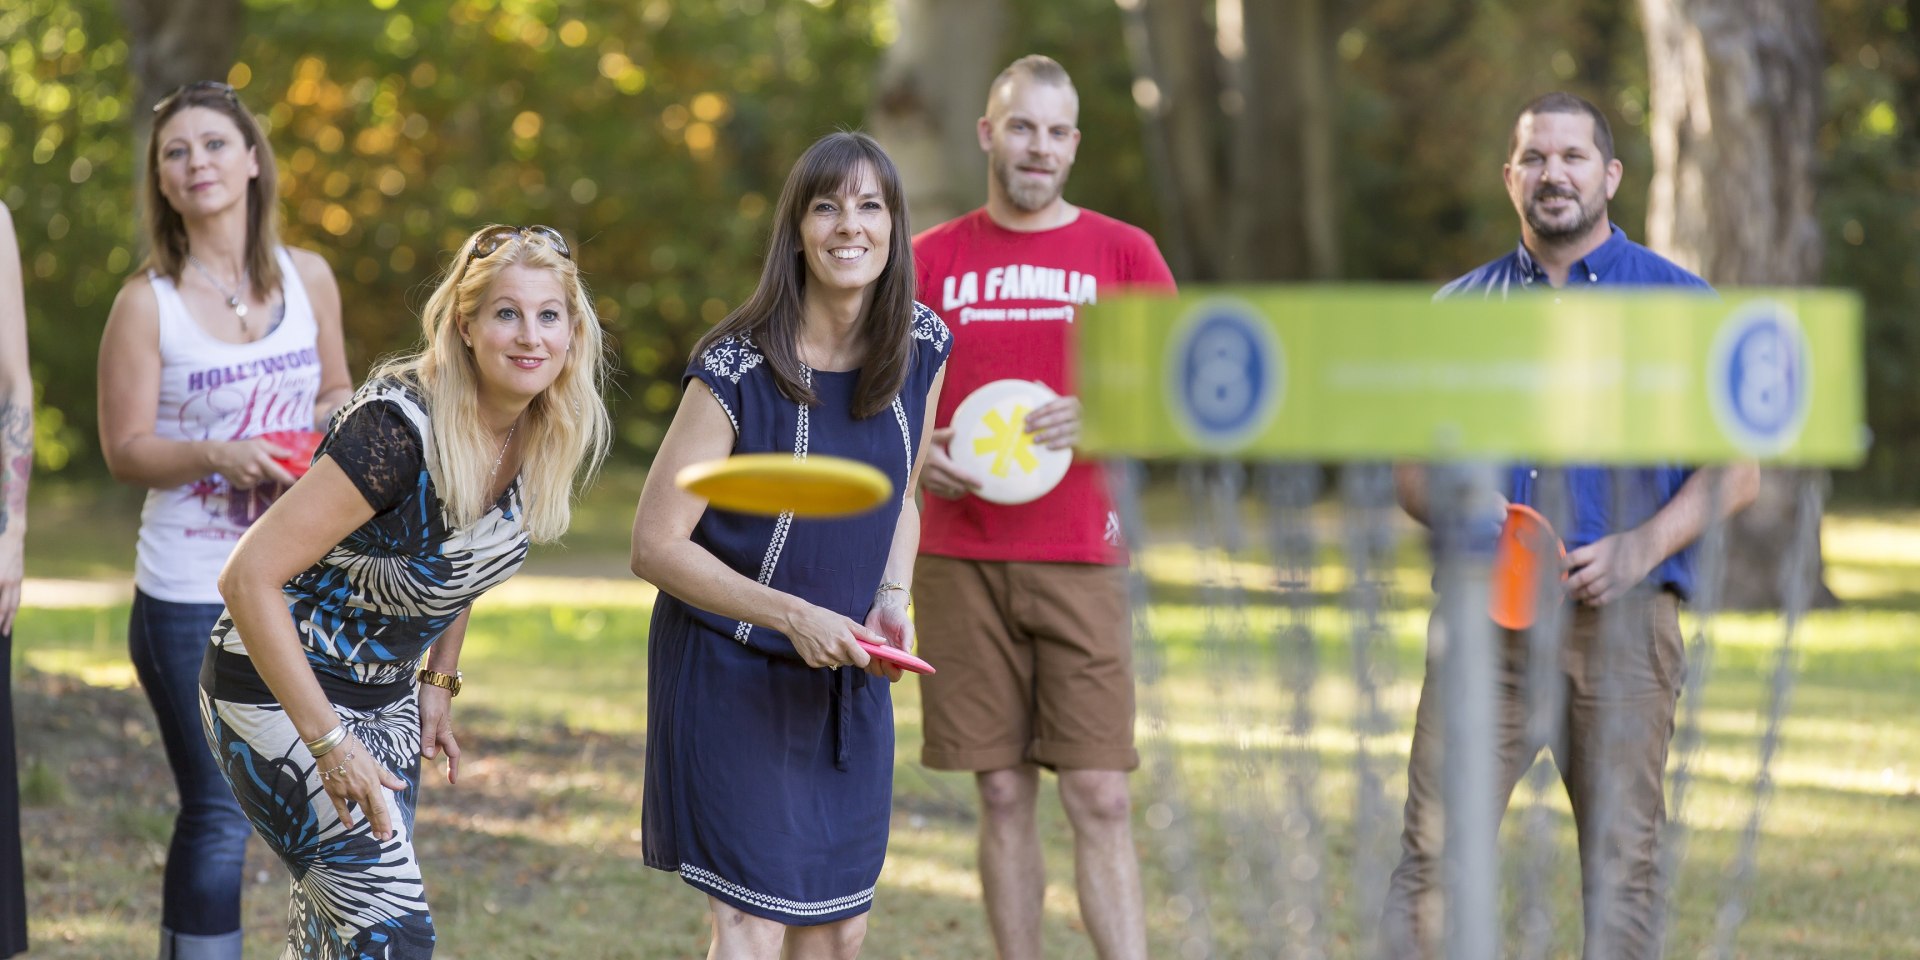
left=1382, top=590, right=1686, bottom=959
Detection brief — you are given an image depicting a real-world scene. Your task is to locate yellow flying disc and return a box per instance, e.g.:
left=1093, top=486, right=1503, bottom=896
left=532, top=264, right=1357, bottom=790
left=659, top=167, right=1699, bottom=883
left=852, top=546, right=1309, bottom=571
left=676, top=453, right=893, bottom=518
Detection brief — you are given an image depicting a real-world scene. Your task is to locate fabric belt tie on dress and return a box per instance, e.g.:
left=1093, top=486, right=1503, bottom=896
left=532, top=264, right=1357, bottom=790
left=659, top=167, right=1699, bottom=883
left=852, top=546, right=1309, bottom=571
left=831, top=668, right=867, bottom=771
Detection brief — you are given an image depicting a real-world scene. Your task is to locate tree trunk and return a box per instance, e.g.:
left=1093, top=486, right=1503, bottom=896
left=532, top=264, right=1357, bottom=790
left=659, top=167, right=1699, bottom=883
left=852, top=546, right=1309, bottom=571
left=1640, top=0, right=1835, bottom=609
left=868, top=0, right=1008, bottom=230
left=1290, top=0, right=1339, bottom=281
left=119, top=0, right=245, bottom=246
left=1899, top=0, right=1920, bottom=161
left=1122, top=0, right=1341, bottom=281
left=1228, top=0, right=1338, bottom=280
left=1118, top=0, right=1226, bottom=280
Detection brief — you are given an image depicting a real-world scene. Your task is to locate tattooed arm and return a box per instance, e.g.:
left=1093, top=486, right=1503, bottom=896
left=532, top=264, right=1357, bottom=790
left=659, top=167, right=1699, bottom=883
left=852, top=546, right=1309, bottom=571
left=0, top=205, right=32, bottom=635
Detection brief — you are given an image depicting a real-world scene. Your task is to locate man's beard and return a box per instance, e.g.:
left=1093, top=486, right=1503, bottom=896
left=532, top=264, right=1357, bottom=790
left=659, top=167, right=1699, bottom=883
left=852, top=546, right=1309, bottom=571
left=1525, top=185, right=1605, bottom=242
left=993, top=154, right=1066, bottom=212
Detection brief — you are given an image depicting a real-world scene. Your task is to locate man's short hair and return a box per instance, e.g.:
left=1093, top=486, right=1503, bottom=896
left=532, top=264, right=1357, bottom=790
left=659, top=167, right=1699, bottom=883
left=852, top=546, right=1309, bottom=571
left=1509, top=92, right=1615, bottom=162
left=986, top=54, right=1077, bottom=116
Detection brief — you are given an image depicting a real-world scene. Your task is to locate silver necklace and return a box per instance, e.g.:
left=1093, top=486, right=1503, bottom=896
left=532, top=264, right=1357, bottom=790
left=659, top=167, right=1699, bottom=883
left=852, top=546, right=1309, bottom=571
left=186, top=253, right=250, bottom=327
left=489, top=421, right=519, bottom=486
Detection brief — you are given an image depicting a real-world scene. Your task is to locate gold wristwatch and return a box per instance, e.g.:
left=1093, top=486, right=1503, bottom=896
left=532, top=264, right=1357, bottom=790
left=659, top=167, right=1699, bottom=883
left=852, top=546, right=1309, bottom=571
left=417, top=668, right=462, bottom=696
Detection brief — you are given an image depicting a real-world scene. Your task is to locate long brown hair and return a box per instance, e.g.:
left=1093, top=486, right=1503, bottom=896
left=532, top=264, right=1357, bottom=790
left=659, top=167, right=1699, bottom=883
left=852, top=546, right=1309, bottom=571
left=141, top=82, right=282, bottom=300
left=692, top=132, right=916, bottom=419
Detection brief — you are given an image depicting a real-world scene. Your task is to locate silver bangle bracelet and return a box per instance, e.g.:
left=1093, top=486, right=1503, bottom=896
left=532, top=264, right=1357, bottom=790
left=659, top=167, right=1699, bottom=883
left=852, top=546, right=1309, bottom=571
left=305, top=724, right=348, bottom=758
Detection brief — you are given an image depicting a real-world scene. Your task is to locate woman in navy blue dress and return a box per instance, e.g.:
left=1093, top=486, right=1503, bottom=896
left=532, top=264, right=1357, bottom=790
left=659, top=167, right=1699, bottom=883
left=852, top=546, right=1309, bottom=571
left=631, top=131, right=949, bottom=958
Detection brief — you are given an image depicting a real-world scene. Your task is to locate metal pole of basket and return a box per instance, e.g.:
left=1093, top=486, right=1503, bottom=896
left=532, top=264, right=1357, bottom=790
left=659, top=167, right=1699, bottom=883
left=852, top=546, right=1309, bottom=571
left=1430, top=461, right=1501, bottom=960
left=1579, top=469, right=1641, bottom=960
left=1514, top=470, right=1573, bottom=960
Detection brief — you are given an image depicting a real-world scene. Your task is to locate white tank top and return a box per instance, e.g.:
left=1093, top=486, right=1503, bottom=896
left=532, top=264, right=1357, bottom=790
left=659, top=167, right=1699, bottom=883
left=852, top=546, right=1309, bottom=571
left=134, top=247, right=323, bottom=603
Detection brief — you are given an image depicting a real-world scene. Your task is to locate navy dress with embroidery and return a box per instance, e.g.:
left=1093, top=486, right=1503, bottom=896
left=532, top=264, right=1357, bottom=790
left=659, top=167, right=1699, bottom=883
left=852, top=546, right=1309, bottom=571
left=642, top=304, right=951, bottom=924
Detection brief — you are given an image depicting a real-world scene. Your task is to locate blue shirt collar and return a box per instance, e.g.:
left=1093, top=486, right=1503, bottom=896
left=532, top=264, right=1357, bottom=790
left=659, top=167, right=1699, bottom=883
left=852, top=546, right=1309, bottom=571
left=1514, top=222, right=1629, bottom=286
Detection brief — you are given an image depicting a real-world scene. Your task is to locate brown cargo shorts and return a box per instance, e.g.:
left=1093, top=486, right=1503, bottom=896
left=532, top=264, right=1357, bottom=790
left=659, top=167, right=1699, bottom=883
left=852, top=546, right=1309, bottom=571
left=914, top=555, right=1139, bottom=772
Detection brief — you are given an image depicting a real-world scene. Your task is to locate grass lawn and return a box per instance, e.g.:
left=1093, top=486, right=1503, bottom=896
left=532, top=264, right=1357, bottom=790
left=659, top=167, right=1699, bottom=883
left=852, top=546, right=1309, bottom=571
left=9, top=479, right=1920, bottom=957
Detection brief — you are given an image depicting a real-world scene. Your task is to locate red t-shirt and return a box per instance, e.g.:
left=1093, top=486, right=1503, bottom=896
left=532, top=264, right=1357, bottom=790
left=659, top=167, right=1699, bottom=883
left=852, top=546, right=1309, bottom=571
left=913, top=207, right=1177, bottom=565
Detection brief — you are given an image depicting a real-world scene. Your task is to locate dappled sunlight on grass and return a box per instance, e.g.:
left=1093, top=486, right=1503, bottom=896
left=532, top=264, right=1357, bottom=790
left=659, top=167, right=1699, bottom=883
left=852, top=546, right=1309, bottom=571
left=1148, top=721, right=1415, bottom=762
left=1822, top=509, right=1920, bottom=567
left=21, top=649, right=137, bottom=688
left=479, top=574, right=656, bottom=608
left=878, top=845, right=990, bottom=902
left=14, top=507, right=1920, bottom=956
left=1824, top=559, right=1920, bottom=602
left=18, top=577, right=130, bottom=609
left=1136, top=539, right=1433, bottom=608
left=453, top=604, right=653, bottom=733
left=1733, top=917, right=1920, bottom=958
left=456, top=675, right=648, bottom=734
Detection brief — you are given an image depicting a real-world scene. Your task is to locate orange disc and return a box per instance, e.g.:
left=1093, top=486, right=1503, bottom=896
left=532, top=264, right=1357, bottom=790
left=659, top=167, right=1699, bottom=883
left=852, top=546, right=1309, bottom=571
left=1488, top=503, right=1567, bottom=630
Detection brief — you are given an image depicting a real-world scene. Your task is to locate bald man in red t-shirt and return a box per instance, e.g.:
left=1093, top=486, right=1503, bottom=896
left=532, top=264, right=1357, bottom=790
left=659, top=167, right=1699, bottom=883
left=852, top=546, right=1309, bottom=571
left=912, top=54, right=1174, bottom=960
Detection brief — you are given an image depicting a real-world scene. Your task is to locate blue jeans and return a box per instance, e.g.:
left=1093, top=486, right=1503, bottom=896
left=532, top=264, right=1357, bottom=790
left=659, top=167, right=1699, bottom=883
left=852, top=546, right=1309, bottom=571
left=128, top=590, right=248, bottom=952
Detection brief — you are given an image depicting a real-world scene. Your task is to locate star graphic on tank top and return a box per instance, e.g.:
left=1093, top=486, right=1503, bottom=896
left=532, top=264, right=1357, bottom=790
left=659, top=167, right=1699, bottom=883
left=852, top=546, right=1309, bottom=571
left=973, top=405, right=1039, bottom=478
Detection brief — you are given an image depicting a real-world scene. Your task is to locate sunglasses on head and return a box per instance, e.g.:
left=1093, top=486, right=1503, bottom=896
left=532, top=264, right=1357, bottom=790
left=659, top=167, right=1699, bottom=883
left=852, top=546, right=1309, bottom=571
left=468, top=225, right=572, bottom=263
left=153, top=79, right=241, bottom=115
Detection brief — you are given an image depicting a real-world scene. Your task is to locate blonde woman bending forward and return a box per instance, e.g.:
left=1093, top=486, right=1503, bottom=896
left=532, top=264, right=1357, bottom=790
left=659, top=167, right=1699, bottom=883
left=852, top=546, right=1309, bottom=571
left=200, top=225, right=609, bottom=957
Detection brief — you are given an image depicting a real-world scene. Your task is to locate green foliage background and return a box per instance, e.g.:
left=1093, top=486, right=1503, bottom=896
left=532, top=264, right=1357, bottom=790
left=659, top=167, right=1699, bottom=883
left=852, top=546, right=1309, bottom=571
left=1, top=0, right=1914, bottom=496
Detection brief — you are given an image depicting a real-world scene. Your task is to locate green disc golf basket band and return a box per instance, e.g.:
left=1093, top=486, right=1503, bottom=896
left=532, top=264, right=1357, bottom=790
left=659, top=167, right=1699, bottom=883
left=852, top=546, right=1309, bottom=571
left=1082, top=288, right=1863, bottom=959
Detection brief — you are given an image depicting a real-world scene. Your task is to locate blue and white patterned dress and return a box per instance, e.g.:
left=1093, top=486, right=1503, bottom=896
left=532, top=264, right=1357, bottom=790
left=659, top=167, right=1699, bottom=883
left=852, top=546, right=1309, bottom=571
left=642, top=304, right=951, bottom=924
left=199, top=377, right=528, bottom=958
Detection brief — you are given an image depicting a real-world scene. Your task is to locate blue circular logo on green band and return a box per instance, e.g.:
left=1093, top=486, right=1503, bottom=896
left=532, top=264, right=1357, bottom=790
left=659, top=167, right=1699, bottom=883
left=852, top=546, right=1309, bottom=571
left=1709, top=300, right=1811, bottom=455
left=1167, top=299, right=1285, bottom=451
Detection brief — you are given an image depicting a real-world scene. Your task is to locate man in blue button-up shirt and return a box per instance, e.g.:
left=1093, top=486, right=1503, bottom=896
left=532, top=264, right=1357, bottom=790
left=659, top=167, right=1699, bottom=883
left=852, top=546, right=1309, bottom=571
left=1383, top=92, right=1759, bottom=960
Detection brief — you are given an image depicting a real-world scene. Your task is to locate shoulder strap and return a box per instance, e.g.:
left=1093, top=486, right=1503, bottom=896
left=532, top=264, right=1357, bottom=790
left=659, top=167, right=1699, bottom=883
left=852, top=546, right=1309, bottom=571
left=143, top=270, right=198, bottom=352
left=273, top=247, right=315, bottom=326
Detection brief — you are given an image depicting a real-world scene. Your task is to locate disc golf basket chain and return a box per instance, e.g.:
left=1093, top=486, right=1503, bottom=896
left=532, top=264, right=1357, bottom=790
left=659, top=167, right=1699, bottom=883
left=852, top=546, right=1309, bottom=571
left=1112, top=461, right=1817, bottom=958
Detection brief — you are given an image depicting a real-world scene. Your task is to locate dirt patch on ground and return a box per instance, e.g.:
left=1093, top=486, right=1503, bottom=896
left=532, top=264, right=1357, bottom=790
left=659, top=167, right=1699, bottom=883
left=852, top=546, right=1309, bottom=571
left=10, top=666, right=671, bottom=956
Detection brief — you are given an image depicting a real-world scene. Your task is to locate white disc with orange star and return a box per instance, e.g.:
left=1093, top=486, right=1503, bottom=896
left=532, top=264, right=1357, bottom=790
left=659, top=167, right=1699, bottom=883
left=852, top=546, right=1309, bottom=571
left=945, top=378, right=1073, bottom=505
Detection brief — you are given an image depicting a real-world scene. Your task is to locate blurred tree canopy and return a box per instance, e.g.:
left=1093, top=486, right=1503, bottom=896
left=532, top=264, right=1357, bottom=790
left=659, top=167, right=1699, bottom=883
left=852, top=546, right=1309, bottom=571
left=0, top=0, right=1914, bottom=500
left=3, top=0, right=900, bottom=469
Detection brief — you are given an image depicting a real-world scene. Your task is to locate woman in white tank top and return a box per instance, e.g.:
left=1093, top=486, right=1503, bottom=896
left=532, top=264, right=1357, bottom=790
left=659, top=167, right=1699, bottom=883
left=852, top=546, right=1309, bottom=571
left=95, top=81, right=351, bottom=960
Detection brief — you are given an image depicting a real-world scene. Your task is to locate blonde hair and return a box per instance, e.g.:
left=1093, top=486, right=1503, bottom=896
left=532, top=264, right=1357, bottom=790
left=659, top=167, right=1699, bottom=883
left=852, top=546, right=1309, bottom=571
left=371, top=226, right=611, bottom=542
left=986, top=54, right=1078, bottom=118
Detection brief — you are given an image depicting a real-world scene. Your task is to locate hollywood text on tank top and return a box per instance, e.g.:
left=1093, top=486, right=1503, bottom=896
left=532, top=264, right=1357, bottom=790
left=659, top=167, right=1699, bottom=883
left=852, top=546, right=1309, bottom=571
left=178, top=346, right=322, bottom=534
